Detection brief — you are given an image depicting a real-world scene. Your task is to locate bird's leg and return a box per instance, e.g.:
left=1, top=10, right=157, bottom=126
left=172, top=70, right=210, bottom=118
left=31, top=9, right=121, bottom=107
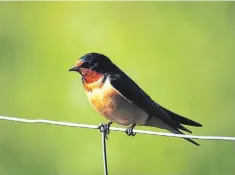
left=125, top=124, right=136, bottom=136
left=98, top=122, right=113, bottom=139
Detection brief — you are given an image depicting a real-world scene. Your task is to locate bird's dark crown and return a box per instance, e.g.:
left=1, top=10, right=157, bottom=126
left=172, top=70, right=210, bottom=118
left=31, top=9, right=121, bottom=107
left=77, top=52, right=114, bottom=73
left=80, top=53, right=111, bottom=64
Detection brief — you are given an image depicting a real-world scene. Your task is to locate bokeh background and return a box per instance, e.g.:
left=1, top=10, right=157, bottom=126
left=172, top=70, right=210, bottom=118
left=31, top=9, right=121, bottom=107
left=0, top=2, right=235, bottom=175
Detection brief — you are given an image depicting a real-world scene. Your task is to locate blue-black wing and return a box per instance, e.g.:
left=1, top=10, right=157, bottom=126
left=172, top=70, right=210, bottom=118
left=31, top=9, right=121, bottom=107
left=109, top=69, right=202, bottom=133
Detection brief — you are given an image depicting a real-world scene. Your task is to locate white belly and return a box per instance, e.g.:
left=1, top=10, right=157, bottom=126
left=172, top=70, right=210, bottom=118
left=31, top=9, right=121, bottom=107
left=109, top=94, right=149, bottom=126
left=85, top=78, right=149, bottom=126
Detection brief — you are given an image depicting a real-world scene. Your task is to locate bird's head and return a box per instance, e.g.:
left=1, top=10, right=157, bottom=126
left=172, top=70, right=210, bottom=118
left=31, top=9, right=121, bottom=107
left=69, top=52, right=113, bottom=83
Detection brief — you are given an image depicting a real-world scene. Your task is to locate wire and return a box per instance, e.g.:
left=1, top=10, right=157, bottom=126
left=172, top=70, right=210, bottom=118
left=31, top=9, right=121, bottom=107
left=100, top=125, right=109, bottom=175
left=1, top=114, right=235, bottom=175
left=0, top=115, right=235, bottom=141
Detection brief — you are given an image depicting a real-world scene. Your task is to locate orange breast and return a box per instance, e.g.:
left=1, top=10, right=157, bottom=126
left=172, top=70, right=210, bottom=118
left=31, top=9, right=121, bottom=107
left=85, top=78, right=119, bottom=119
left=84, top=77, right=148, bottom=126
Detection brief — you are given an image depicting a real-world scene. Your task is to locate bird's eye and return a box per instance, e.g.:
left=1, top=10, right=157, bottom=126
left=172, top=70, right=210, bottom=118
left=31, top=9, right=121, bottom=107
left=82, top=62, right=92, bottom=68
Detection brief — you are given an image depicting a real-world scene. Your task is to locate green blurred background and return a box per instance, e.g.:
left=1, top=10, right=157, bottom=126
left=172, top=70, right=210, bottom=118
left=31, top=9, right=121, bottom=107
left=0, top=2, right=235, bottom=175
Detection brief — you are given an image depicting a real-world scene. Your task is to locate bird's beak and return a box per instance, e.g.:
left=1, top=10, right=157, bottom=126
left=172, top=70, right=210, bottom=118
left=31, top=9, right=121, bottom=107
left=69, top=66, right=80, bottom=72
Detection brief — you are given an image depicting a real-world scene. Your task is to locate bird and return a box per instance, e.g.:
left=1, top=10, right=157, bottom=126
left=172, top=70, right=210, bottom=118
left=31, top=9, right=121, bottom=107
left=69, top=52, right=202, bottom=146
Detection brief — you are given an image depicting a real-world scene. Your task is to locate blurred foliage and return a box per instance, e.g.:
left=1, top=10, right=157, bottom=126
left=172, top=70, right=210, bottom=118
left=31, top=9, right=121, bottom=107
left=0, top=2, right=235, bottom=175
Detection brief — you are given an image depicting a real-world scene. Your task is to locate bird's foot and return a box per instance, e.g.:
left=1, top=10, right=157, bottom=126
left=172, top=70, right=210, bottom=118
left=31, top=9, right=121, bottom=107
left=125, top=124, right=136, bottom=136
left=98, top=122, right=113, bottom=139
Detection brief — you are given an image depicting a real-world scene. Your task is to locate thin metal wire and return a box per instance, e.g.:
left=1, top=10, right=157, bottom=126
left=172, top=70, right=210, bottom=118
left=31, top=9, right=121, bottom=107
left=101, top=129, right=108, bottom=175
left=1, top=115, right=235, bottom=175
left=1, top=115, right=235, bottom=141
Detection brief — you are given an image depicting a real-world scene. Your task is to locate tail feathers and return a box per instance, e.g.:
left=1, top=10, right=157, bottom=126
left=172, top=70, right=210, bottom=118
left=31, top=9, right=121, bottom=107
left=146, top=116, right=200, bottom=146
left=169, top=128, right=200, bottom=146
left=177, top=124, right=192, bottom=134
left=162, top=106, right=202, bottom=127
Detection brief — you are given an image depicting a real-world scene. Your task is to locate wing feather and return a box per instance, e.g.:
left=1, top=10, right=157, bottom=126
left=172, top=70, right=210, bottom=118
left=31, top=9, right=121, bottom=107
left=109, top=72, right=189, bottom=132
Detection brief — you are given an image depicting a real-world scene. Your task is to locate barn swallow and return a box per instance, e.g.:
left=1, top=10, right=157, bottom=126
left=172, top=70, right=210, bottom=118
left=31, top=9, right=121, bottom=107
left=69, top=53, right=202, bottom=146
